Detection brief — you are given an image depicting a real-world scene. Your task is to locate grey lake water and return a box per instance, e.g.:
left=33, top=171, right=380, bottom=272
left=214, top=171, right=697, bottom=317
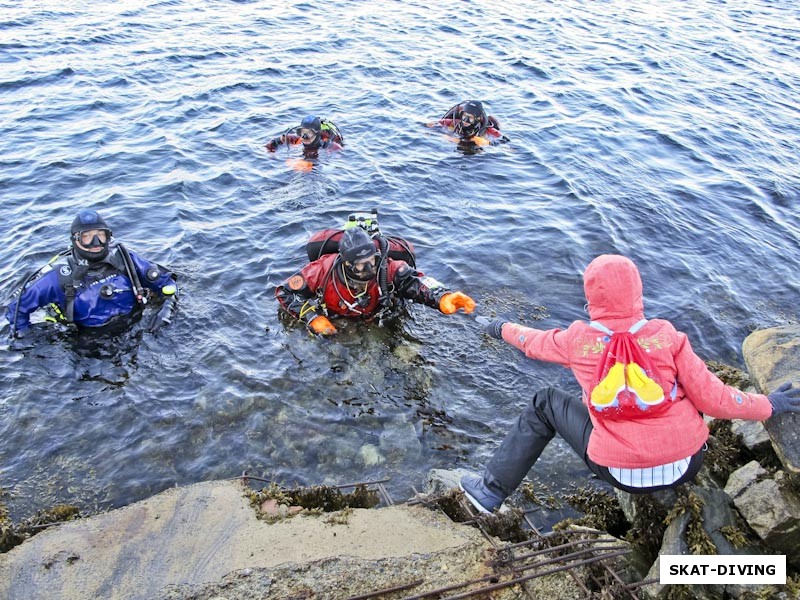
left=1, top=0, right=798, bottom=523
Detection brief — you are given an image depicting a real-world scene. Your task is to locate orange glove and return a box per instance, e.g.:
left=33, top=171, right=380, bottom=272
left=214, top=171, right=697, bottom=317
left=439, top=292, right=476, bottom=315
left=309, top=315, right=337, bottom=335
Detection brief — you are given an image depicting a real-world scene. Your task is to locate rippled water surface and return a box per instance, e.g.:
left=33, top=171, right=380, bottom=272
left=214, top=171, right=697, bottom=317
left=1, top=0, right=799, bottom=520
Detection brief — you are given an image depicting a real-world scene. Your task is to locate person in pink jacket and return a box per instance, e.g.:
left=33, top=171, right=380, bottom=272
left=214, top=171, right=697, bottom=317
left=461, top=254, right=800, bottom=514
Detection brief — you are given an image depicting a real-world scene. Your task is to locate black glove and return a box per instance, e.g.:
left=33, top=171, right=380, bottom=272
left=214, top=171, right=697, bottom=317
left=265, top=134, right=285, bottom=152
left=150, top=297, right=177, bottom=333
left=475, top=315, right=506, bottom=339
left=768, top=382, right=800, bottom=416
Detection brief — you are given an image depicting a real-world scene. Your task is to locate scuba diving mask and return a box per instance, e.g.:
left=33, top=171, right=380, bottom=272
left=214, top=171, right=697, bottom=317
left=72, top=229, right=111, bottom=262
left=339, top=227, right=378, bottom=282
left=347, top=255, right=378, bottom=281
left=70, top=210, right=112, bottom=263
left=297, top=115, right=322, bottom=145
left=461, top=112, right=477, bottom=126
left=459, top=101, right=485, bottom=137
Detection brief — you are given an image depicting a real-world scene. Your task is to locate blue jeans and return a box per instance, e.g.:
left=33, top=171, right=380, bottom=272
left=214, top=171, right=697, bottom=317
left=484, top=387, right=704, bottom=496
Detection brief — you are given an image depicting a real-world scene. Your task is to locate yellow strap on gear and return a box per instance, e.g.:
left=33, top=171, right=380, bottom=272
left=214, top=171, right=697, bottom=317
left=299, top=300, right=324, bottom=321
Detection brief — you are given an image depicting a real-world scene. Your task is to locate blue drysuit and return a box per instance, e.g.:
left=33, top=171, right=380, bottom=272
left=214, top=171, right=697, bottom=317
left=5, top=243, right=176, bottom=331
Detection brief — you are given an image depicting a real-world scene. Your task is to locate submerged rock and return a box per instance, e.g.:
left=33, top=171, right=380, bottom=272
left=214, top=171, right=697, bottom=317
left=358, top=443, right=385, bottom=466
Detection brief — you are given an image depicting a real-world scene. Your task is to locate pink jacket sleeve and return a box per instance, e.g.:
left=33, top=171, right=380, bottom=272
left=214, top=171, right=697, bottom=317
left=672, top=332, right=773, bottom=420
left=501, top=323, right=573, bottom=367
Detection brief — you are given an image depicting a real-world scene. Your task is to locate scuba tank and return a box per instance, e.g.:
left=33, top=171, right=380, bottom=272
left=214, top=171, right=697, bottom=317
left=305, top=210, right=416, bottom=267
left=320, top=119, right=344, bottom=146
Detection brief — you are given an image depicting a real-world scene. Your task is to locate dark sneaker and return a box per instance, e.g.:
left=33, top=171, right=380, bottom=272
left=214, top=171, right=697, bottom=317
left=459, top=473, right=505, bottom=514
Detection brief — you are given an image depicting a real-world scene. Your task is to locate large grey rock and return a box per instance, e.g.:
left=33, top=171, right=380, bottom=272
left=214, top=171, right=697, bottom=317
left=0, top=480, right=489, bottom=600
left=742, top=326, right=800, bottom=472
left=729, top=419, right=771, bottom=454
left=615, top=488, right=677, bottom=526
left=725, top=469, right=800, bottom=569
left=724, top=460, right=767, bottom=499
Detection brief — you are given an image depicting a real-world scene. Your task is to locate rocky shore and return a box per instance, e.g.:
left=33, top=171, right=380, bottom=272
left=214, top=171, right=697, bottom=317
left=1, top=325, right=799, bottom=600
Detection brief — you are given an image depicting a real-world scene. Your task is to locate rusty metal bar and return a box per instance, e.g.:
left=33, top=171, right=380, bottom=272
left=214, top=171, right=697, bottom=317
left=462, top=496, right=602, bottom=600
left=528, top=524, right=635, bottom=599
left=375, top=481, right=395, bottom=506
left=506, top=546, right=630, bottom=576
left=483, top=514, right=637, bottom=600
left=400, top=532, right=627, bottom=599
left=240, top=478, right=642, bottom=600
left=488, top=521, right=536, bottom=600
left=523, top=513, right=593, bottom=597
left=491, top=505, right=637, bottom=599
left=235, top=474, right=392, bottom=489
left=411, top=480, right=540, bottom=599
left=335, top=478, right=392, bottom=489
left=398, top=549, right=631, bottom=600
left=597, top=554, right=641, bottom=600
left=492, top=537, right=620, bottom=565
left=235, top=474, right=392, bottom=499
left=627, top=577, right=659, bottom=589
left=522, top=511, right=543, bottom=537
left=501, top=515, right=638, bottom=598
left=236, top=473, right=270, bottom=483
left=503, top=544, right=629, bottom=568
left=540, top=526, right=606, bottom=537
left=397, top=569, right=512, bottom=599
left=438, top=549, right=632, bottom=600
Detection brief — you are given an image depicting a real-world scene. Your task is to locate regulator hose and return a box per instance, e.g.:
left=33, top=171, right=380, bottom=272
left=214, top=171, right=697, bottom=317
left=377, top=235, right=390, bottom=307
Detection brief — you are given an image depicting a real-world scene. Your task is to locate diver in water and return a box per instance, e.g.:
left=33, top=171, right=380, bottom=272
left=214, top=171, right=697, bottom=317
left=275, top=226, right=475, bottom=335
left=265, top=115, right=344, bottom=158
left=436, top=100, right=507, bottom=145
left=5, top=210, right=178, bottom=338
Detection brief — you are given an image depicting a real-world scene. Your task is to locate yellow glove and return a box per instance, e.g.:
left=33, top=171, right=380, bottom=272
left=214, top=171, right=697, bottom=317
left=309, top=315, right=337, bottom=335
left=439, top=292, right=476, bottom=315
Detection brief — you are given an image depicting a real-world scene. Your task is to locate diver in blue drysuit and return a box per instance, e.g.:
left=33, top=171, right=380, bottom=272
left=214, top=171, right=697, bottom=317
left=5, top=210, right=177, bottom=337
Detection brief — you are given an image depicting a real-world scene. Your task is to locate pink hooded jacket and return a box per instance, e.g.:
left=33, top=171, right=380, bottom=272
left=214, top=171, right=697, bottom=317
left=501, top=254, right=773, bottom=469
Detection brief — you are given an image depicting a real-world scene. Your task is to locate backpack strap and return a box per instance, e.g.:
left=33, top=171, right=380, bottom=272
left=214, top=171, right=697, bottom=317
left=64, top=281, right=76, bottom=323
left=627, top=319, right=648, bottom=334
left=588, top=321, right=613, bottom=335
left=589, top=319, right=648, bottom=336
left=55, top=257, right=86, bottom=324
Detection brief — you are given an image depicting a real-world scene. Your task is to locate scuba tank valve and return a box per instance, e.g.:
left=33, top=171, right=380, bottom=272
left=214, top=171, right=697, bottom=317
left=345, top=209, right=380, bottom=235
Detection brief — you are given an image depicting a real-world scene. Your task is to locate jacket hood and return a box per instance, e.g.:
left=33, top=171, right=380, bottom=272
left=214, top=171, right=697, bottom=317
left=583, top=254, right=644, bottom=323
